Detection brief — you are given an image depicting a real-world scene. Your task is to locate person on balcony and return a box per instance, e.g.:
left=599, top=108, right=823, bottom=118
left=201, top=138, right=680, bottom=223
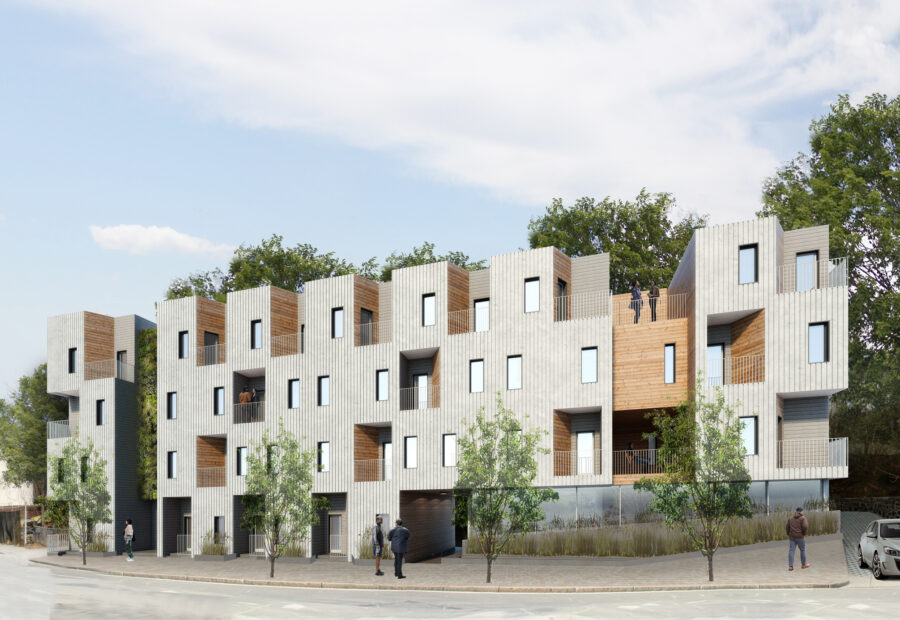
left=630, top=281, right=643, bottom=324
left=625, top=441, right=649, bottom=473
left=238, top=386, right=251, bottom=405
left=648, top=282, right=660, bottom=322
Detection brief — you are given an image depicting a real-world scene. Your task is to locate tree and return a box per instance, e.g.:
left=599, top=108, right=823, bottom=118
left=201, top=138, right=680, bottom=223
left=379, top=242, right=487, bottom=282
left=527, top=190, right=708, bottom=292
left=0, top=364, right=68, bottom=497
left=135, top=329, right=157, bottom=501
left=453, top=395, right=558, bottom=583
left=758, top=93, right=899, bottom=459
left=244, top=425, right=328, bottom=578
left=49, top=437, right=112, bottom=566
left=635, top=377, right=753, bottom=581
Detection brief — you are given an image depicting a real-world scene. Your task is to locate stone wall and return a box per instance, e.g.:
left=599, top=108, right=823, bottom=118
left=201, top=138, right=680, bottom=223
left=830, top=497, right=900, bottom=518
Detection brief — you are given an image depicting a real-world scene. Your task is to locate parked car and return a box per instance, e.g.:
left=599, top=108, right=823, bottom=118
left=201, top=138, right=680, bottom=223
left=858, top=519, right=900, bottom=579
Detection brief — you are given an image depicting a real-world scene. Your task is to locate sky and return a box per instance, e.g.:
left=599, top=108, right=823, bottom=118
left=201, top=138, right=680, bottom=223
left=1, top=0, right=899, bottom=395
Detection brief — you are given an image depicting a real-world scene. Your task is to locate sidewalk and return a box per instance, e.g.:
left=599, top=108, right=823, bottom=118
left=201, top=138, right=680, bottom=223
left=29, top=534, right=850, bottom=593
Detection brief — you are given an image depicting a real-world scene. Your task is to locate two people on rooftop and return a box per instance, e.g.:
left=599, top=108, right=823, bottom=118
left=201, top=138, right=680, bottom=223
left=630, top=280, right=660, bottom=324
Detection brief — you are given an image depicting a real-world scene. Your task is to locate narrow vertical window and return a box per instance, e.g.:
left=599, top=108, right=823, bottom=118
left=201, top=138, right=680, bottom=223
left=376, top=370, right=389, bottom=401
left=178, top=331, right=189, bottom=359
left=474, top=299, right=490, bottom=332
left=507, top=355, right=523, bottom=390
left=68, top=348, right=77, bottom=373
left=167, top=451, right=177, bottom=479
left=739, top=417, right=758, bottom=455
left=404, top=436, right=418, bottom=469
left=469, top=359, right=484, bottom=393
left=738, top=244, right=758, bottom=284
left=166, top=392, right=177, bottom=420
left=422, top=294, right=436, bottom=326
left=288, top=379, right=300, bottom=409
left=250, top=320, right=262, bottom=349
left=317, top=441, right=330, bottom=472
left=214, top=516, right=225, bottom=540
left=213, top=387, right=224, bottom=416
left=332, top=307, right=344, bottom=339
left=95, top=399, right=106, bottom=425
left=317, top=376, right=330, bottom=406
left=796, top=251, right=818, bottom=291
left=809, top=322, right=829, bottom=363
left=236, top=447, right=248, bottom=476
left=581, top=347, right=598, bottom=384
left=443, top=434, right=457, bottom=467
left=524, top=278, right=540, bottom=313
left=664, top=344, right=676, bottom=384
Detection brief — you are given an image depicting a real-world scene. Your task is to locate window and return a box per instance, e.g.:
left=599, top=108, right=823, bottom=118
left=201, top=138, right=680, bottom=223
left=422, top=294, right=436, bottom=326
left=474, top=299, right=489, bottom=332
left=376, top=370, right=389, bottom=401
left=213, top=516, right=225, bottom=540
left=404, top=436, right=418, bottom=469
left=469, top=359, right=484, bottom=393
left=317, top=442, right=330, bottom=472
left=383, top=442, right=393, bottom=480
left=250, top=320, right=262, bottom=349
left=706, top=344, right=724, bottom=387
left=166, top=392, right=177, bottom=420
left=67, top=348, right=77, bottom=373
left=524, top=278, right=540, bottom=313
left=236, top=447, right=248, bottom=476
left=796, top=251, right=818, bottom=291
left=738, top=244, right=758, bottom=284
left=507, top=355, right=522, bottom=390
left=95, top=399, right=106, bottom=425
left=332, top=307, right=344, bottom=339
left=167, top=451, right=177, bottom=479
left=213, top=387, right=224, bottom=416
left=288, top=379, right=300, bottom=409
left=178, top=331, right=189, bottom=359
left=317, top=376, right=330, bottom=406
left=739, top=417, right=758, bottom=455
left=664, top=344, right=676, bottom=384
left=443, top=434, right=457, bottom=467
left=809, top=322, right=829, bottom=363
left=581, top=347, right=598, bottom=384
left=576, top=432, right=594, bottom=474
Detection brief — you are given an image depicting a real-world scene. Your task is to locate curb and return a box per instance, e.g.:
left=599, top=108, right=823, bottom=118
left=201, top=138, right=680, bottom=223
left=27, top=558, right=850, bottom=593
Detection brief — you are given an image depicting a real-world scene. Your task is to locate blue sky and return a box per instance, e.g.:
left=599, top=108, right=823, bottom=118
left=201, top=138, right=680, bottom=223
left=1, top=1, right=899, bottom=394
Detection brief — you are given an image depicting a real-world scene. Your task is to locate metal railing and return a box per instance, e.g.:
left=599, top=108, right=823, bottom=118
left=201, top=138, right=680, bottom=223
left=612, top=293, right=689, bottom=327
left=47, top=533, right=71, bottom=554
left=197, top=344, right=225, bottom=366
left=234, top=401, right=265, bottom=424
left=271, top=333, right=301, bottom=357
left=778, top=257, right=847, bottom=293
left=553, top=449, right=602, bottom=476
left=447, top=308, right=491, bottom=335
left=612, top=448, right=671, bottom=476
left=777, top=438, right=848, bottom=469
left=354, top=459, right=389, bottom=482
left=47, top=420, right=71, bottom=440
left=707, top=354, right=766, bottom=386
left=554, top=293, right=611, bottom=321
left=84, top=359, right=134, bottom=382
left=399, top=384, right=439, bottom=410
left=354, top=321, right=392, bottom=346
left=249, top=533, right=266, bottom=558
left=329, top=534, right=345, bottom=556
left=177, top=534, right=192, bottom=556
left=197, top=467, right=226, bottom=488
left=34, top=526, right=61, bottom=547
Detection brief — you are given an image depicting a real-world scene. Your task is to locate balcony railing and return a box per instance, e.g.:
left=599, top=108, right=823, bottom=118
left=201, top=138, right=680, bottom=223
left=554, top=293, right=611, bottom=322
left=233, top=402, right=265, bottom=424
left=399, top=384, right=439, bottom=410
left=354, top=459, right=390, bottom=482
left=271, top=333, right=301, bottom=357
left=197, top=467, right=226, bottom=488
left=329, top=534, right=345, bottom=556
left=249, top=533, right=266, bottom=557
left=777, top=438, right=848, bottom=469
left=553, top=449, right=602, bottom=476
left=197, top=344, right=225, bottom=366
left=612, top=448, right=671, bottom=476
left=47, top=420, right=71, bottom=440
left=448, top=308, right=490, bottom=335
left=47, top=533, right=71, bottom=554
left=707, top=354, right=765, bottom=386
left=84, top=359, right=134, bottom=382
left=354, top=321, right=392, bottom=346
left=612, top=293, right=689, bottom=327
left=177, top=534, right=192, bottom=556
left=778, top=257, right=847, bottom=293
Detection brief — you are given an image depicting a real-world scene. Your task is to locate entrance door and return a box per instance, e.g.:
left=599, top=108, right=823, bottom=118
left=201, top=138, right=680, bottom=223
left=382, top=442, right=392, bottom=480
left=328, top=514, right=343, bottom=554
left=183, top=515, right=192, bottom=553
left=706, top=344, right=724, bottom=386
left=204, top=332, right=219, bottom=364
left=415, top=374, right=428, bottom=409
left=576, top=432, right=594, bottom=474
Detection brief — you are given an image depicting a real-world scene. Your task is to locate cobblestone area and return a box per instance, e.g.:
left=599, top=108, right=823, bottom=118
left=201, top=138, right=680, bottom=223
left=841, top=511, right=882, bottom=577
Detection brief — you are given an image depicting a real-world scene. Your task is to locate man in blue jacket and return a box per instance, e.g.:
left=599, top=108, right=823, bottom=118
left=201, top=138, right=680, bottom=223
left=388, top=518, right=410, bottom=579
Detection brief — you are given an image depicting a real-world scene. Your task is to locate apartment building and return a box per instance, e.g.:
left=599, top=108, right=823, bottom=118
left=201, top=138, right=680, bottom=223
left=47, top=216, right=849, bottom=561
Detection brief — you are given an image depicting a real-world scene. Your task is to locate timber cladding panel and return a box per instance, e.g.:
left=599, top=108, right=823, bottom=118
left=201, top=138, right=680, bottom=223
left=447, top=264, right=469, bottom=327
left=195, top=297, right=226, bottom=364
left=354, top=425, right=379, bottom=461
left=196, top=436, right=226, bottom=467
left=353, top=276, right=379, bottom=346
left=83, top=312, right=114, bottom=363
left=398, top=491, right=454, bottom=562
left=432, top=349, right=440, bottom=408
left=730, top=309, right=765, bottom=358
left=553, top=410, right=572, bottom=476
left=468, top=269, right=490, bottom=305
left=269, top=287, right=299, bottom=339
left=553, top=250, right=572, bottom=319
left=613, top=318, right=689, bottom=411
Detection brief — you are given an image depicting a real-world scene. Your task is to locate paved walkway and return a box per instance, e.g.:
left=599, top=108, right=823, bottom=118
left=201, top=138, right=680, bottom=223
left=31, top=534, right=849, bottom=592
left=840, top=511, right=881, bottom=577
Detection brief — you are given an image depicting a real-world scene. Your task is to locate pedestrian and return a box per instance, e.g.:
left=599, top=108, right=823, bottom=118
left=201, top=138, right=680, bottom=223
left=123, top=518, right=134, bottom=562
left=630, top=280, right=643, bottom=324
left=648, top=281, right=660, bottom=322
left=372, top=515, right=385, bottom=576
left=388, top=518, right=410, bottom=579
left=786, top=507, right=809, bottom=570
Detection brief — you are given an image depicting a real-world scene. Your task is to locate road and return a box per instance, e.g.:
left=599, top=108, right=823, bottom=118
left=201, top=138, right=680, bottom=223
left=2, top=546, right=898, bottom=619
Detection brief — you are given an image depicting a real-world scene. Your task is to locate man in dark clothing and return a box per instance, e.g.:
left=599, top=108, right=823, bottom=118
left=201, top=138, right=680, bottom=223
left=630, top=280, right=643, bottom=324
left=372, top=516, right=385, bottom=576
left=388, top=518, right=410, bottom=579
left=786, top=507, right=809, bottom=570
left=648, top=282, right=660, bottom=322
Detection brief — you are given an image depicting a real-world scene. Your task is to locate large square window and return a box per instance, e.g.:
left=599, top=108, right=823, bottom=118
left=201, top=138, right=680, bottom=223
left=739, top=244, right=758, bottom=284
left=809, top=322, right=829, bottom=363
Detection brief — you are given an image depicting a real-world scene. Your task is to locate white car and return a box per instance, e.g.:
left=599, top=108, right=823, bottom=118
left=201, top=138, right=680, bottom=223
left=858, top=519, right=900, bottom=579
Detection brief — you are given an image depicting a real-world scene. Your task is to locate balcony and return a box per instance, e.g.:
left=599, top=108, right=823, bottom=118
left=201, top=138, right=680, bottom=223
left=84, top=359, right=134, bottom=382
left=197, top=344, right=225, bottom=366
left=197, top=467, right=225, bottom=488
left=707, top=354, right=765, bottom=387
left=553, top=293, right=610, bottom=322
left=47, top=420, right=71, bottom=440
left=448, top=308, right=490, bottom=335
left=399, top=384, right=439, bottom=410
left=777, top=438, right=848, bottom=469
left=553, top=450, right=602, bottom=476
left=354, top=321, right=392, bottom=346
left=354, top=459, right=390, bottom=482
left=777, top=257, right=847, bottom=293
left=272, top=333, right=302, bottom=357
left=612, top=448, right=671, bottom=484
left=612, top=292, right=689, bottom=327
left=233, top=402, right=265, bottom=424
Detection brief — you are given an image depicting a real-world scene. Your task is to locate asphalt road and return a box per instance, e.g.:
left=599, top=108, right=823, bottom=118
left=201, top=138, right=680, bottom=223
left=2, top=546, right=898, bottom=619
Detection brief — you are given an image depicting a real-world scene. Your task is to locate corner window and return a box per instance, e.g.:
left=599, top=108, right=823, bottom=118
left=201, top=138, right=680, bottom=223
left=178, top=331, right=189, bottom=359
left=474, top=299, right=490, bottom=332
left=288, top=379, right=300, bottom=409
left=664, top=344, right=676, bottom=384
left=404, top=436, right=418, bottom=469
left=166, top=392, right=177, bottom=420
left=213, top=387, right=224, bottom=416
left=376, top=370, right=389, bottom=401
left=524, top=278, right=540, bottom=313
left=739, top=244, right=758, bottom=284
left=317, top=376, right=330, bottom=406
left=739, top=417, right=758, bottom=455
left=250, top=320, right=262, bottom=349
left=507, top=355, right=522, bottom=390
left=469, top=359, right=484, bottom=393
left=581, top=347, right=598, bottom=384
left=167, top=451, right=177, bottom=479
left=422, top=294, right=436, bottom=327
left=443, top=434, right=457, bottom=467
left=332, top=307, right=344, bottom=339
left=809, top=322, right=829, bottom=363
left=95, top=399, right=106, bottom=426
left=317, top=441, right=330, bottom=472
left=67, top=348, right=77, bottom=373
left=236, top=447, right=248, bottom=476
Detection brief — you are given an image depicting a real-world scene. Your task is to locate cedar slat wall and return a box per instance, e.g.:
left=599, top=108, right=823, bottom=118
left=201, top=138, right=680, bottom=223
left=612, top=318, right=689, bottom=411
left=196, top=297, right=226, bottom=365
left=353, top=276, right=379, bottom=346
left=611, top=410, right=665, bottom=451
left=431, top=349, right=441, bottom=408
left=270, top=287, right=299, bottom=339
left=553, top=410, right=572, bottom=476
left=354, top=425, right=379, bottom=461
left=447, top=265, right=469, bottom=335
left=196, top=436, right=226, bottom=467
left=730, top=309, right=765, bottom=358
left=553, top=249, right=572, bottom=319
left=83, top=312, right=114, bottom=363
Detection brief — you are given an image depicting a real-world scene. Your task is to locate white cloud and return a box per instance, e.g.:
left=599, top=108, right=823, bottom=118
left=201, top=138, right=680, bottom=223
left=89, top=224, right=234, bottom=257
left=32, top=1, right=900, bottom=222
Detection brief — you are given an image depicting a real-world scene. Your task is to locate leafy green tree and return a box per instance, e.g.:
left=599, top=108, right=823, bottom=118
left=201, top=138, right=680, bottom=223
left=49, top=437, right=112, bottom=566
left=34, top=496, right=69, bottom=529
left=379, top=241, right=487, bottom=282
left=453, top=395, right=558, bottom=583
left=135, top=329, right=157, bottom=500
left=758, top=93, right=899, bottom=458
left=636, top=377, right=752, bottom=581
left=0, top=364, right=68, bottom=497
left=527, top=190, right=707, bottom=292
left=245, top=425, right=328, bottom=578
